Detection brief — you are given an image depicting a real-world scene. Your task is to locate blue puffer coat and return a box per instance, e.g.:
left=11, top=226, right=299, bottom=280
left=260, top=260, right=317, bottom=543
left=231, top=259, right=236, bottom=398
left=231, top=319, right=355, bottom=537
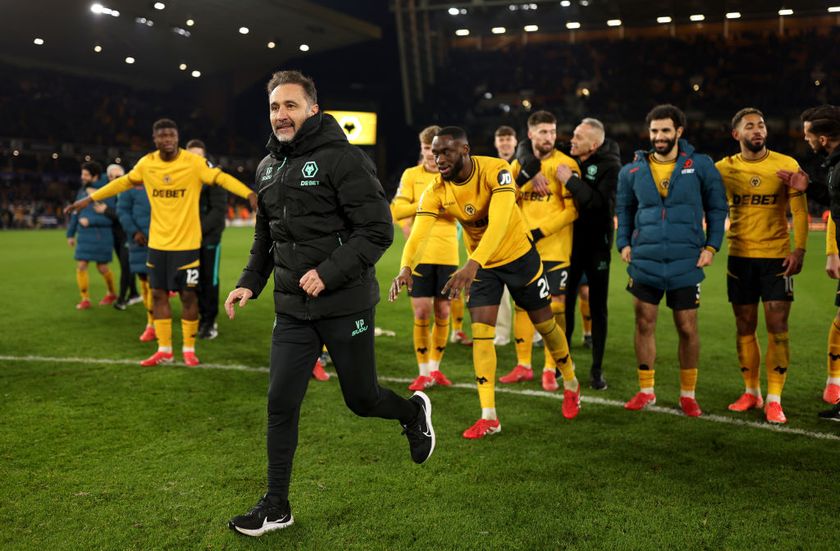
left=616, top=139, right=728, bottom=290
left=116, top=185, right=151, bottom=274
left=66, top=178, right=116, bottom=263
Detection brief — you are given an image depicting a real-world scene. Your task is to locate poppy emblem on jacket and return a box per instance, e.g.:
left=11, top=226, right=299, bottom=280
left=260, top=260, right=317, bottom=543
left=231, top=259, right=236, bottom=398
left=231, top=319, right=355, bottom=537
left=465, top=204, right=476, bottom=215
left=684, top=159, right=693, bottom=169
left=302, top=161, right=319, bottom=178
left=750, top=176, right=761, bottom=187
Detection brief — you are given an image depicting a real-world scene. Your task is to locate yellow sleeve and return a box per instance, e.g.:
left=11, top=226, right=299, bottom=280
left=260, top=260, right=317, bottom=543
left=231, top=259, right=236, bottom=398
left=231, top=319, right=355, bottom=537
left=538, top=191, right=578, bottom=236
left=392, top=170, right=419, bottom=221
left=214, top=171, right=254, bottom=199
left=399, top=213, right=437, bottom=270
left=828, top=217, right=838, bottom=256
left=89, top=174, right=134, bottom=201
left=789, top=192, right=808, bottom=251
left=469, top=187, right=517, bottom=267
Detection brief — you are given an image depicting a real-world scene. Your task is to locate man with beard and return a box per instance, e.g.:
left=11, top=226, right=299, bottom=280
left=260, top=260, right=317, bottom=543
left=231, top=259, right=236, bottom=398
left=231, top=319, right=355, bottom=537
left=616, top=104, right=727, bottom=418
left=391, top=126, right=581, bottom=440
left=714, top=108, right=807, bottom=424
left=778, top=105, right=840, bottom=419
left=498, top=111, right=579, bottom=392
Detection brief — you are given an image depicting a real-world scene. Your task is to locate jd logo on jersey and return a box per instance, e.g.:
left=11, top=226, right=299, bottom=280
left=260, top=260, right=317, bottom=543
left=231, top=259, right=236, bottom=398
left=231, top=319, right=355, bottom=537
left=497, top=170, right=512, bottom=185
left=302, top=161, right=319, bottom=178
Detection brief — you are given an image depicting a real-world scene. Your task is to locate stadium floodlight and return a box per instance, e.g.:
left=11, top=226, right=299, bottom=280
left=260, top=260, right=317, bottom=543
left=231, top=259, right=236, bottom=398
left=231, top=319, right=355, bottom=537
left=186, top=18, right=195, bottom=26
left=179, top=63, right=187, bottom=70
left=239, top=26, right=249, bottom=34
left=94, top=44, right=102, bottom=52
left=299, top=44, right=310, bottom=52
left=448, top=7, right=459, bottom=15
left=524, top=24, right=539, bottom=32
left=560, top=1, right=571, bottom=7
left=91, top=3, right=119, bottom=17
left=173, top=27, right=191, bottom=37
left=125, top=56, right=135, bottom=64
left=191, top=70, right=201, bottom=78
left=607, top=19, right=622, bottom=27
left=725, top=12, right=741, bottom=19
left=778, top=9, right=793, bottom=16
left=829, top=7, right=840, bottom=13
left=690, top=14, right=705, bottom=22
left=491, top=26, right=506, bottom=34
left=657, top=16, right=672, bottom=24
left=154, top=2, right=165, bottom=10
left=566, top=22, right=581, bottom=29
left=33, top=37, right=44, bottom=45
left=267, top=41, right=276, bottom=48
left=455, top=28, right=470, bottom=36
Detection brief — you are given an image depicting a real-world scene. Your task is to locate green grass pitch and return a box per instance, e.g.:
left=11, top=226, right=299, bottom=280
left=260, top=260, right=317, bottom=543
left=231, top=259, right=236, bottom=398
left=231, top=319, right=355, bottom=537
left=1, top=227, right=838, bottom=550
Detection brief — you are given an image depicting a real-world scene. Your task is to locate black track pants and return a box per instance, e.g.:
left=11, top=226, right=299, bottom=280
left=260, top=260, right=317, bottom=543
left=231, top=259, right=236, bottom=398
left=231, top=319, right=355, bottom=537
left=565, top=250, right=610, bottom=374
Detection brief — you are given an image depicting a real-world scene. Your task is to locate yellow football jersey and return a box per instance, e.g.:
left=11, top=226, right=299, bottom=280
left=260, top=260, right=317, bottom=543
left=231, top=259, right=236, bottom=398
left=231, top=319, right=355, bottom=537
left=392, top=164, right=458, bottom=266
left=411, top=156, right=531, bottom=269
left=510, top=149, right=579, bottom=266
left=649, top=154, right=676, bottom=199
left=90, top=149, right=253, bottom=251
left=715, top=150, right=807, bottom=258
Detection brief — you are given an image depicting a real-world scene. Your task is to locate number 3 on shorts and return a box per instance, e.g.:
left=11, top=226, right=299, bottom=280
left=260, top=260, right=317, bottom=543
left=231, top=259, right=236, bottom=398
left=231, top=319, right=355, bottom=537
left=186, top=268, right=199, bottom=286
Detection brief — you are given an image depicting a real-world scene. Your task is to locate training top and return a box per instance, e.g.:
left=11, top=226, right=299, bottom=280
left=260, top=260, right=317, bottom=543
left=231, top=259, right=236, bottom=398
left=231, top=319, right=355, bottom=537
left=715, top=150, right=808, bottom=258
left=391, top=164, right=459, bottom=266
left=511, top=149, right=579, bottom=267
left=401, top=155, right=531, bottom=270
left=90, top=149, right=253, bottom=251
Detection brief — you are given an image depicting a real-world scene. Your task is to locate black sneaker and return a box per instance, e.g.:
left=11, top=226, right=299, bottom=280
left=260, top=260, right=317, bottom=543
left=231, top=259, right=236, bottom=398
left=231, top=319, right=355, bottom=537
left=818, top=402, right=840, bottom=421
left=402, top=391, right=435, bottom=464
left=113, top=300, right=127, bottom=311
left=206, top=323, right=218, bottom=340
left=589, top=370, right=608, bottom=391
left=229, top=495, right=294, bottom=537
left=583, top=335, right=593, bottom=349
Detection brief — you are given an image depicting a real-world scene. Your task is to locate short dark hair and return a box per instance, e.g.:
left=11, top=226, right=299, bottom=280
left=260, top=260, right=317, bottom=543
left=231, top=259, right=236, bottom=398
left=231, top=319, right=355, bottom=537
left=436, top=126, right=468, bottom=143
left=81, top=161, right=102, bottom=178
left=527, top=110, right=556, bottom=128
left=185, top=139, right=206, bottom=151
left=645, top=104, right=686, bottom=130
left=802, top=105, right=840, bottom=139
left=152, top=118, right=178, bottom=133
left=266, top=70, right=318, bottom=105
left=731, top=107, right=764, bottom=129
left=494, top=125, right=516, bottom=138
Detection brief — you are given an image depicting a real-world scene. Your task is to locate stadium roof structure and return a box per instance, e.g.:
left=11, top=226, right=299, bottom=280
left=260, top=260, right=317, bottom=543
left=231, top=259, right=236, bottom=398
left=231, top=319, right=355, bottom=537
left=0, top=0, right=381, bottom=88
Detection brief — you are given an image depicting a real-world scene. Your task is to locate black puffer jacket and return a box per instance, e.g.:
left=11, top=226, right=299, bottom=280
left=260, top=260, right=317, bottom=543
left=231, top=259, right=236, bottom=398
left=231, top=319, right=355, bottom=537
left=564, top=139, right=621, bottom=253
left=236, top=113, right=393, bottom=320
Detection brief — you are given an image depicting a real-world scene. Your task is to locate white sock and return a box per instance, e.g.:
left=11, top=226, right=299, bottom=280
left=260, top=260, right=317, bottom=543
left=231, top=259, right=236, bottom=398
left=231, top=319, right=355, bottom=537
left=182, top=347, right=194, bottom=353
left=827, top=377, right=840, bottom=386
left=428, top=360, right=440, bottom=372
left=418, top=363, right=430, bottom=377
left=745, top=387, right=761, bottom=397
left=766, top=393, right=781, bottom=404
left=680, top=390, right=695, bottom=399
left=481, top=407, right=497, bottom=420
left=158, top=346, right=172, bottom=353
left=640, top=387, right=654, bottom=395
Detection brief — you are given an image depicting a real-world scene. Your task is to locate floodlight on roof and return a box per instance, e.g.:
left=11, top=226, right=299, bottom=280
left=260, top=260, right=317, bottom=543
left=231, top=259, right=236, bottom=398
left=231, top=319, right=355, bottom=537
left=778, top=9, right=793, bottom=16
left=491, top=26, right=506, bottom=34
left=657, top=16, right=672, bottom=24
left=566, top=22, right=581, bottom=29
left=524, top=25, right=538, bottom=32
left=725, top=12, right=741, bottom=19
left=607, top=19, right=622, bottom=27
left=455, top=28, right=469, bottom=36
left=690, top=14, right=705, bottom=22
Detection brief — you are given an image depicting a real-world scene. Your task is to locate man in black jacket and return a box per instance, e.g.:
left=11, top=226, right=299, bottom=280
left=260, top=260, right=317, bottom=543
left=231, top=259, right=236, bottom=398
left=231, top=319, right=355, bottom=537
left=224, top=70, right=434, bottom=537
left=186, top=139, right=227, bottom=340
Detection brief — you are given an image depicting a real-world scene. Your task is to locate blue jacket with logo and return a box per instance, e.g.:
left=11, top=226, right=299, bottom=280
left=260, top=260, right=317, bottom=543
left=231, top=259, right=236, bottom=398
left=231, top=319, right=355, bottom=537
left=66, top=177, right=116, bottom=263
left=116, top=185, right=151, bottom=274
left=615, top=139, right=728, bottom=290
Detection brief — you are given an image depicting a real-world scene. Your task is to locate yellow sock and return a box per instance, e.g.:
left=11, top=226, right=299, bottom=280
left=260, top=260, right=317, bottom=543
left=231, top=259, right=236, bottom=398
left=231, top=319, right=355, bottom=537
left=680, top=368, right=698, bottom=398
left=450, top=295, right=464, bottom=333
left=154, top=318, right=172, bottom=351
left=472, top=323, right=496, bottom=409
left=101, top=269, right=115, bottom=295
left=766, top=331, right=789, bottom=398
left=533, top=318, right=576, bottom=388
left=76, top=269, right=90, bottom=300
left=580, top=296, right=592, bottom=335
left=182, top=318, right=199, bottom=351
left=736, top=333, right=761, bottom=392
left=413, top=318, right=430, bottom=374
left=429, top=316, right=449, bottom=367
left=140, top=278, right=153, bottom=325
left=828, top=321, right=840, bottom=379
left=638, top=364, right=655, bottom=392
left=544, top=300, right=566, bottom=370
left=514, top=306, right=534, bottom=367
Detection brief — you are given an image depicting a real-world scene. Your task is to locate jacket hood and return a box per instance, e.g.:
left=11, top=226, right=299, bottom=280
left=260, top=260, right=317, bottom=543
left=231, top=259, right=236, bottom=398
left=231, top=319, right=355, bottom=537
left=633, top=138, right=695, bottom=163
left=266, top=112, right=348, bottom=157
left=592, top=138, right=621, bottom=163
left=823, top=147, right=840, bottom=168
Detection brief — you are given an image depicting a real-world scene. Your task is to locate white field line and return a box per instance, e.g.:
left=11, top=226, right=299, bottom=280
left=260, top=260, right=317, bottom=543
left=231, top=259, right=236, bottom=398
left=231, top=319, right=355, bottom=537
left=2, top=354, right=840, bottom=442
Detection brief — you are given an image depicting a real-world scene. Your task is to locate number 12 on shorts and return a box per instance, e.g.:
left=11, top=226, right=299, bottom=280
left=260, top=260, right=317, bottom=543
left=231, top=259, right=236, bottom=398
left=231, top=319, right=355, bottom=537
left=186, top=268, right=199, bottom=286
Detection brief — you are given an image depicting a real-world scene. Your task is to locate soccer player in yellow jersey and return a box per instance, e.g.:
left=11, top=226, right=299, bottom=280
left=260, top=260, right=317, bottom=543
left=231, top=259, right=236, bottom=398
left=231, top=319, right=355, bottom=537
left=65, top=119, right=257, bottom=367
left=498, top=111, right=578, bottom=392
left=391, top=125, right=458, bottom=391
left=715, top=108, right=808, bottom=424
left=390, top=126, right=581, bottom=439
